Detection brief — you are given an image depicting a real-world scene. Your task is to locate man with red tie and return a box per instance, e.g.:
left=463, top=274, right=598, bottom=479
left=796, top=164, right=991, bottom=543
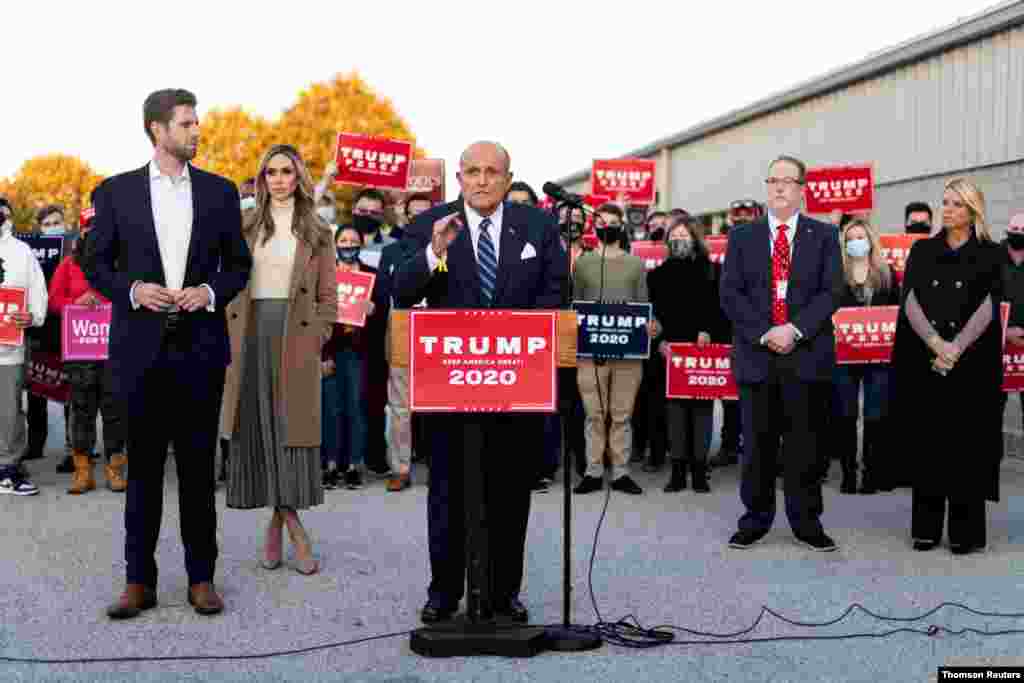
left=719, top=156, right=843, bottom=552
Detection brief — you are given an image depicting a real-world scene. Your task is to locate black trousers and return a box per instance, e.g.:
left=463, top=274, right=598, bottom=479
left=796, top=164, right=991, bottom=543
left=426, top=414, right=533, bottom=609
left=911, top=494, right=986, bottom=548
left=124, top=338, right=225, bottom=588
left=721, top=400, right=742, bottom=451
left=738, top=358, right=827, bottom=537
left=631, top=357, right=667, bottom=464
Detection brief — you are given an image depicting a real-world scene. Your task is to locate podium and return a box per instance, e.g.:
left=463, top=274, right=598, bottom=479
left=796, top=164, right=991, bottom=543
left=390, top=310, right=601, bottom=657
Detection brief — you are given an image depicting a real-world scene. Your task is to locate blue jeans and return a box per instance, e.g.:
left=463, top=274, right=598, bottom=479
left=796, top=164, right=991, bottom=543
left=320, top=350, right=367, bottom=470
left=833, top=364, right=892, bottom=421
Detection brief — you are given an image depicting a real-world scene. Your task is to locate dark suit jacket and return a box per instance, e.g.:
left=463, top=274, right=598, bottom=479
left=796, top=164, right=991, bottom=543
left=719, top=214, right=842, bottom=383
left=394, top=199, right=564, bottom=310
left=86, top=164, right=252, bottom=409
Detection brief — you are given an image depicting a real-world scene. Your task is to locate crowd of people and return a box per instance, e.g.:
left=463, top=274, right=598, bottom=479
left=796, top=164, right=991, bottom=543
left=0, top=87, right=1017, bottom=625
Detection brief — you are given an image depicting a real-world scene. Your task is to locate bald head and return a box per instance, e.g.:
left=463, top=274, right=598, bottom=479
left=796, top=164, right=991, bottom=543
left=457, top=141, right=513, bottom=216
left=460, top=141, right=511, bottom=174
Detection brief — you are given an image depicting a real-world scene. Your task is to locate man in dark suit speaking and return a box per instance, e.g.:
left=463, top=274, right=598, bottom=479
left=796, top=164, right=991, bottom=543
left=720, top=155, right=842, bottom=552
left=86, top=89, right=252, bottom=619
left=394, top=141, right=565, bottom=625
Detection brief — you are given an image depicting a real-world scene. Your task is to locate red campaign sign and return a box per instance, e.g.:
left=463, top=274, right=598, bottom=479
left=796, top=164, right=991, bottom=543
left=705, top=235, right=729, bottom=265
left=409, top=310, right=557, bottom=413
left=406, top=159, right=445, bottom=204
left=336, top=269, right=376, bottom=327
left=804, top=165, right=874, bottom=214
left=62, top=304, right=111, bottom=361
left=0, top=287, right=27, bottom=347
left=879, top=234, right=926, bottom=277
left=1004, top=342, right=1024, bottom=392
left=591, top=159, right=656, bottom=205
left=334, top=133, right=412, bottom=190
left=665, top=343, right=738, bottom=400
left=26, top=351, right=70, bottom=403
left=832, top=306, right=898, bottom=364
left=631, top=241, right=667, bottom=271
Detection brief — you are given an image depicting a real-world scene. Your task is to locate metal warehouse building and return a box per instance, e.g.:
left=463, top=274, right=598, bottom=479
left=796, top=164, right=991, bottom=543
left=555, top=0, right=1024, bottom=235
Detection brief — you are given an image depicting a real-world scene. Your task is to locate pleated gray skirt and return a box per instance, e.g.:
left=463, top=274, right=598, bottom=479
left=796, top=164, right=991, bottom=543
left=226, top=299, right=323, bottom=511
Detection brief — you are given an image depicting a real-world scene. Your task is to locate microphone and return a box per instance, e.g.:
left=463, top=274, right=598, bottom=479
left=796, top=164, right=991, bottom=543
left=542, top=182, right=591, bottom=212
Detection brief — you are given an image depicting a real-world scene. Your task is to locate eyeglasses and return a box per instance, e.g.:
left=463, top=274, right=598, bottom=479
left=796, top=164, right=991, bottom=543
left=765, top=178, right=803, bottom=187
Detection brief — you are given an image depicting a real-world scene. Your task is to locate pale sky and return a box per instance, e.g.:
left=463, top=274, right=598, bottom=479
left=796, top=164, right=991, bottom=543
left=1, top=0, right=1005, bottom=199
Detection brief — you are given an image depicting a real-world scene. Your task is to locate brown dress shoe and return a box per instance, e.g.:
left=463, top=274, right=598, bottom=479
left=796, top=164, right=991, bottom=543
left=386, top=474, right=411, bottom=492
left=187, top=582, right=224, bottom=616
left=106, top=584, right=157, bottom=620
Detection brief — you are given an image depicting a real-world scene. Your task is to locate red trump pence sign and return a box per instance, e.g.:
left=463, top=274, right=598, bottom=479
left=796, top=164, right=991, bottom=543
left=0, top=287, right=27, bottom=347
left=832, top=306, right=898, bottom=364
left=665, top=343, right=738, bottom=400
left=704, top=235, right=728, bottom=265
left=409, top=310, right=557, bottom=413
left=591, top=159, right=656, bottom=205
left=335, top=269, right=376, bottom=327
left=630, top=241, right=667, bottom=271
left=803, top=165, right=874, bottom=214
left=879, top=234, right=926, bottom=286
left=334, top=133, right=412, bottom=190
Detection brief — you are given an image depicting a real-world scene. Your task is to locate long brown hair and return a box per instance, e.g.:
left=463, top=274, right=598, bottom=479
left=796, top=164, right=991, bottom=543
left=840, top=218, right=891, bottom=291
left=244, top=144, right=332, bottom=249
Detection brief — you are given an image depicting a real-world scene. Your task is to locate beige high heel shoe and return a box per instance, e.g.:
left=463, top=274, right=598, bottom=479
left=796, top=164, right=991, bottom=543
left=284, top=515, right=319, bottom=576
left=261, top=510, right=284, bottom=570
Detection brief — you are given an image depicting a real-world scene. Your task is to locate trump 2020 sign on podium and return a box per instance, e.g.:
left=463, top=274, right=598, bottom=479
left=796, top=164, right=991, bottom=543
left=408, top=310, right=558, bottom=413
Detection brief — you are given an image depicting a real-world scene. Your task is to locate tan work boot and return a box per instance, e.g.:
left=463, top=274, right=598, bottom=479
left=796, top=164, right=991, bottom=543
left=68, top=451, right=96, bottom=494
left=105, top=453, right=128, bottom=492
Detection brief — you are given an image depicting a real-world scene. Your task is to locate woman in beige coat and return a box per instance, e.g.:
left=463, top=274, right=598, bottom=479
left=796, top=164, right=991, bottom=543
left=221, top=144, right=337, bottom=575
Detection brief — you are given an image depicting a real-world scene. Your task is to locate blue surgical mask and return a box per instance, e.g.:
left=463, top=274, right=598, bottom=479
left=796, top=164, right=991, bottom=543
left=845, top=238, right=871, bottom=259
left=317, top=206, right=337, bottom=224
left=240, top=196, right=257, bottom=211
left=337, top=246, right=361, bottom=264
left=42, top=223, right=66, bottom=236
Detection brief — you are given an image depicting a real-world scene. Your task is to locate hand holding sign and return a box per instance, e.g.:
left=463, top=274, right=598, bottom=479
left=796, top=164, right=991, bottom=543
left=10, top=311, right=32, bottom=329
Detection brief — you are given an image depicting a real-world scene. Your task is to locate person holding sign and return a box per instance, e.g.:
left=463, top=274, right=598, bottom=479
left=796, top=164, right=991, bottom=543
left=649, top=215, right=723, bottom=493
left=221, top=144, right=338, bottom=577
left=394, top=141, right=565, bottom=625
left=999, top=212, right=1024, bottom=443
left=320, top=226, right=381, bottom=491
left=892, top=178, right=1004, bottom=555
left=832, top=219, right=899, bottom=495
left=720, top=155, right=843, bottom=552
left=573, top=204, right=653, bottom=497
left=48, top=224, right=126, bottom=494
left=88, top=89, right=253, bottom=619
left=0, top=206, right=48, bottom=497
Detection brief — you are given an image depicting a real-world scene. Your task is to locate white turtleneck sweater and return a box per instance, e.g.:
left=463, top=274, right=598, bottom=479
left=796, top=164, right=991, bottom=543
left=250, top=204, right=298, bottom=300
left=0, top=223, right=48, bottom=365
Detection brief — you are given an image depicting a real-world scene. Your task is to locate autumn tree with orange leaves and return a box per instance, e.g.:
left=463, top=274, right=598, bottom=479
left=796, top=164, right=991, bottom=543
left=0, top=155, right=104, bottom=230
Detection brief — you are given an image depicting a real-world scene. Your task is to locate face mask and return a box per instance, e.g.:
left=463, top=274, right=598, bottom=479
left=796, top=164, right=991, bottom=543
left=1007, top=233, right=1024, bottom=250
left=845, top=238, right=871, bottom=259
left=906, top=221, right=931, bottom=235
left=668, top=239, right=693, bottom=259
left=597, top=226, right=622, bottom=245
left=649, top=228, right=665, bottom=242
left=317, top=206, right=337, bottom=224
left=337, top=246, right=361, bottom=264
left=633, top=230, right=648, bottom=241
left=42, top=223, right=66, bottom=235
left=240, top=196, right=257, bottom=211
left=353, top=214, right=383, bottom=236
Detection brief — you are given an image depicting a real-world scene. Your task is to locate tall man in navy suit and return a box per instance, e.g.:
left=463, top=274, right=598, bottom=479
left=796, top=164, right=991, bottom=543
left=86, top=89, right=252, bottom=619
left=394, top=141, right=565, bottom=625
left=720, top=155, right=842, bottom=552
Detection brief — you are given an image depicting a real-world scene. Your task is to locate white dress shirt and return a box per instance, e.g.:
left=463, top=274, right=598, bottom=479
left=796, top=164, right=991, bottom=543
left=130, top=161, right=214, bottom=310
left=426, top=202, right=504, bottom=271
left=0, top=222, right=48, bottom=365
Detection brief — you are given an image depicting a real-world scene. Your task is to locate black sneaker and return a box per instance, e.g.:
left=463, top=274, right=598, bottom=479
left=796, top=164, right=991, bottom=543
left=532, top=478, right=551, bottom=493
left=795, top=532, right=838, bottom=552
left=0, top=468, right=40, bottom=496
left=728, top=529, right=767, bottom=549
left=610, top=475, right=643, bottom=495
left=573, top=476, right=603, bottom=495
left=912, top=539, right=938, bottom=552
left=322, top=470, right=338, bottom=490
left=344, top=467, right=363, bottom=490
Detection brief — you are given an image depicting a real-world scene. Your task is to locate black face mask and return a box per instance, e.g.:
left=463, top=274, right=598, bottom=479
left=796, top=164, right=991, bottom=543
left=336, top=246, right=361, bottom=264
left=597, top=226, right=623, bottom=245
left=353, top=214, right=383, bottom=236
left=1007, top=233, right=1024, bottom=250
left=906, top=221, right=931, bottom=235
left=560, top=222, right=583, bottom=240
left=648, top=228, right=665, bottom=242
